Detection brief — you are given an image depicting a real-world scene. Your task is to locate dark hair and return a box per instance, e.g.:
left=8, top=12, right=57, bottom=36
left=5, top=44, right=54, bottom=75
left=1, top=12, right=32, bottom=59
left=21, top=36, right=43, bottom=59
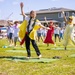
left=14, top=21, right=20, bottom=24
left=30, top=10, right=35, bottom=14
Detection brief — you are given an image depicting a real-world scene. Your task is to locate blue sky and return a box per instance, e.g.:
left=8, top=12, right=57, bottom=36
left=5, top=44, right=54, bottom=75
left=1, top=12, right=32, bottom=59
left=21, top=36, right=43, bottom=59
left=0, top=0, right=75, bottom=21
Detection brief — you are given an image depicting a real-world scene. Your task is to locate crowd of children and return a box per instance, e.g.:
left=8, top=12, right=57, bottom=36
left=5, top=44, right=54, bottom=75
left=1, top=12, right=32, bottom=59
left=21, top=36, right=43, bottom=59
left=2, top=2, right=75, bottom=58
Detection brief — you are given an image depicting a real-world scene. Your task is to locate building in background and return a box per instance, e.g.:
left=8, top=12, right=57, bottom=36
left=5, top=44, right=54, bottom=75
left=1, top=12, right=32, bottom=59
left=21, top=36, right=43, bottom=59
left=25, top=7, right=75, bottom=27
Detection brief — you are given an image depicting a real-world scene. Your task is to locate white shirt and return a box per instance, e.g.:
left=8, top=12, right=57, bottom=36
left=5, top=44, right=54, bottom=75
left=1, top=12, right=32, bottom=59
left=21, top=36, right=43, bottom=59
left=25, top=16, right=41, bottom=32
left=7, top=25, right=14, bottom=34
left=60, top=29, right=64, bottom=34
left=54, top=27, right=60, bottom=34
left=13, top=24, right=19, bottom=37
left=37, top=28, right=42, bottom=33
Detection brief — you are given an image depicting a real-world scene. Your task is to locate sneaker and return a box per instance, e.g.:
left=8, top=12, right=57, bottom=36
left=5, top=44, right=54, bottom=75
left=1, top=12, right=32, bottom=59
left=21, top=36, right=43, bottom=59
left=26, top=56, right=31, bottom=59
left=38, top=55, right=42, bottom=59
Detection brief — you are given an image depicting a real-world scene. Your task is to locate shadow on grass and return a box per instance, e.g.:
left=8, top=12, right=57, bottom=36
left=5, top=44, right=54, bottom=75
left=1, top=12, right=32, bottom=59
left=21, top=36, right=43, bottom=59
left=0, top=56, right=29, bottom=60
left=0, top=56, right=59, bottom=63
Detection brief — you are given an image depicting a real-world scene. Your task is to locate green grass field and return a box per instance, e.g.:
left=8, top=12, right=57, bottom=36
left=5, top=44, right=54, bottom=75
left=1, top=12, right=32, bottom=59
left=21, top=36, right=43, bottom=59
left=0, top=38, right=75, bottom=75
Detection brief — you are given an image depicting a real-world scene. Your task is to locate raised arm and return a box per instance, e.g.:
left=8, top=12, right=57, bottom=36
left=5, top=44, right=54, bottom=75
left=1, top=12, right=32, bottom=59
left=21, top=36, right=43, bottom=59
left=62, top=11, right=68, bottom=24
left=20, top=2, right=26, bottom=17
left=40, top=23, right=50, bottom=30
left=7, top=20, right=13, bottom=26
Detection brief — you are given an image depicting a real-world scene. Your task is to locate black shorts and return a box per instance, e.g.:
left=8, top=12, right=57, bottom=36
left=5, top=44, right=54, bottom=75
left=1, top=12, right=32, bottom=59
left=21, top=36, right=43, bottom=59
left=55, top=34, right=59, bottom=37
left=9, top=33, right=13, bottom=39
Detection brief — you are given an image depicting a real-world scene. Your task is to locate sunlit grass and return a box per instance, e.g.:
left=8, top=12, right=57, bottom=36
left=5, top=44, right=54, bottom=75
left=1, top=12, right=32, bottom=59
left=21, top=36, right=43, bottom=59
left=0, top=38, right=75, bottom=75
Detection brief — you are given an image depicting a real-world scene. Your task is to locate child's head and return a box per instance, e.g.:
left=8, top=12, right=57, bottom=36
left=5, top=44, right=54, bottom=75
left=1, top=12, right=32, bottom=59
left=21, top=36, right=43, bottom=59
left=50, top=21, right=53, bottom=25
left=68, top=16, right=73, bottom=23
left=56, top=25, right=58, bottom=27
left=14, top=21, right=20, bottom=24
left=9, top=22, right=13, bottom=26
left=30, top=10, right=36, bottom=18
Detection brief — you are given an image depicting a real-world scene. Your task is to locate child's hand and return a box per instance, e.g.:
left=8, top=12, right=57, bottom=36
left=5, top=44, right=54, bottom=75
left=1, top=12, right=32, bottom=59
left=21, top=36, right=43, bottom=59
left=46, top=27, right=50, bottom=30
left=20, top=2, right=24, bottom=8
left=62, top=11, right=64, bottom=14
